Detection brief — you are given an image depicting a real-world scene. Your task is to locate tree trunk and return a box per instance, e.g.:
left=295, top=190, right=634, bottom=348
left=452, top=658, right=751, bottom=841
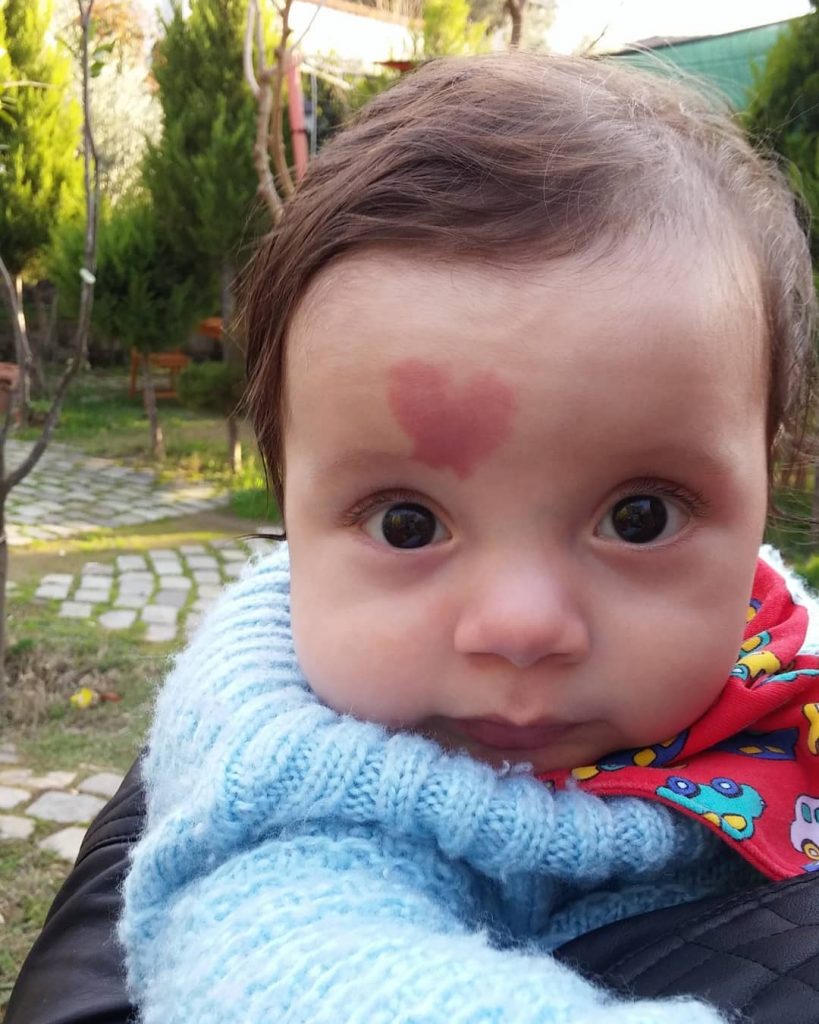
left=505, top=0, right=527, bottom=47
left=227, top=413, right=242, bottom=474
left=221, top=260, right=243, bottom=367
left=31, top=288, right=50, bottom=400
left=13, top=275, right=31, bottom=426
left=31, top=283, right=58, bottom=400
left=141, top=354, right=165, bottom=461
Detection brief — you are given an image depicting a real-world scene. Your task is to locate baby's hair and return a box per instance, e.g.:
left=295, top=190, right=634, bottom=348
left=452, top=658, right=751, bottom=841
left=241, top=51, right=816, bottom=510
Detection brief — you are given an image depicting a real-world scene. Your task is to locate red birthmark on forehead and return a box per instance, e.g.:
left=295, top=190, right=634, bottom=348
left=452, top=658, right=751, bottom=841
left=387, top=359, right=515, bottom=479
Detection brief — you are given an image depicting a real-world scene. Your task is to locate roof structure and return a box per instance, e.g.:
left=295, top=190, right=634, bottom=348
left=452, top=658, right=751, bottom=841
left=606, top=18, right=800, bottom=109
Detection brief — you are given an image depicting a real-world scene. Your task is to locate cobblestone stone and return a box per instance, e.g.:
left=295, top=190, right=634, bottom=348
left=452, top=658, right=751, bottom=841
left=157, top=574, right=191, bottom=591
left=0, top=769, right=76, bottom=790
left=0, top=785, right=29, bottom=810
left=82, top=562, right=115, bottom=575
left=5, top=440, right=228, bottom=545
left=59, top=601, right=93, bottom=619
left=142, top=604, right=178, bottom=625
left=36, top=582, right=71, bottom=600
left=80, top=575, right=113, bottom=592
left=154, top=589, right=189, bottom=609
left=13, top=505, right=255, bottom=646
left=78, top=772, right=124, bottom=799
left=187, top=555, right=219, bottom=570
left=192, top=569, right=221, bottom=585
left=145, top=623, right=177, bottom=643
left=0, top=813, right=35, bottom=840
left=73, top=588, right=109, bottom=604
left=0, top=762, right=132, bottom=862
left=37, top=826, right=86, bottom=862
left=114, top=593, right=149, bottom=609
left=26, top=790, right=106, bottom=824
left=99, top=609, right=137, bottom=630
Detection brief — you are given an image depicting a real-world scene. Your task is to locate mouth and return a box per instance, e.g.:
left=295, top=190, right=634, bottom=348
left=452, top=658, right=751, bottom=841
left=448, top=716, right=576, bottom=752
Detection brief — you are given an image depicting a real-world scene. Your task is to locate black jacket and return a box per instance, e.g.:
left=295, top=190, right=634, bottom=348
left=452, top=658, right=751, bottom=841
left=7, top=758, right=819, bottom=1024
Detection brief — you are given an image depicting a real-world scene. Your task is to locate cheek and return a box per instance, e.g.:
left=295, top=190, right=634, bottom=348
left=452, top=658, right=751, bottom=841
left=289, top=567, right=452, bottom=724
left=605, top=594, right=748, bottom=742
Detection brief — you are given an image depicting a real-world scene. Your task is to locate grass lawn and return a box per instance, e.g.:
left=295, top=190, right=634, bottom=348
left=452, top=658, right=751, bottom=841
left=0, top=511, right=266, bottom=1011
left=1, top=366, right=280, bottom=1009
left=0, top=571, right=162, bottom=1010
left=20, top=367, right=279, bottom=523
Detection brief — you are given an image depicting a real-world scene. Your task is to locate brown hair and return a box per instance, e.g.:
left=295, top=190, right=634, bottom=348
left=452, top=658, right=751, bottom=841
left=242, top=51, right=816, bottom=511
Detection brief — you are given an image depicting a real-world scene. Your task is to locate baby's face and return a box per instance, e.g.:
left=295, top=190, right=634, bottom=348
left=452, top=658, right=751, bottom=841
left=282, top=246, right=769, bottom=773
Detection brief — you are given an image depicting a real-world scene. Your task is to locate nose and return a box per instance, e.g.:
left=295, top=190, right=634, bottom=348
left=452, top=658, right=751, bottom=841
left=453, top=556, right=590, bottom=669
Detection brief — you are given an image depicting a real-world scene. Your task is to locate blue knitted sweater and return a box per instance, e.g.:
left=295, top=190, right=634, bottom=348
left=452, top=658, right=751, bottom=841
left=121, top=545, right=768, bottom=1023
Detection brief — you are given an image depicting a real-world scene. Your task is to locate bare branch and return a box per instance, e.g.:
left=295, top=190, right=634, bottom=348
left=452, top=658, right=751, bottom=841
left=300, top=60, right=351, bottom=92
left=243, top=0, right=260, bottom=98
left=0, top=261, right=34, bottom=443
left=0, top=79, right=51, bottom=89
left=291, top=0, right=325, bottom=53
left=5, top=0, right=99, bottom=491
left=256, top=0, right=266, bottom=70
left=246, top=0, right=288, bottom=219
left=0, top=259, right=25, bottom=378
left=253, top=66, right=285, bottom=223
left=270, top=0, right=296, bottom=198
left=0, top=257, right=24, bottom=452
left=579, top=21, right=611, bottom=55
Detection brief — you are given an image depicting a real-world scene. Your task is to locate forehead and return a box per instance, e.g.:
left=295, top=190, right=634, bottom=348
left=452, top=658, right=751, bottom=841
left=285, top=245, right=766, bottom=419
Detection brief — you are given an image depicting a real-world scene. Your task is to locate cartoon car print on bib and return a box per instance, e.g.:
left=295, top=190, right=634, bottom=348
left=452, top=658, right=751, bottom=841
left=803, top=703, right=819, bottom=756
left=714, top=727, right=798, bottom=761
left=656, top=775, right=765, bottom=840
left=790, top=794, right=819, bottom=869
left=731, top=631, right=781, bottom=684
left=571, top=732, right=688, bottom=781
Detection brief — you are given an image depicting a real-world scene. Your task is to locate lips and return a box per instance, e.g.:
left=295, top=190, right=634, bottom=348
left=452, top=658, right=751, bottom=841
left=450, top=716, right=574, bottom=751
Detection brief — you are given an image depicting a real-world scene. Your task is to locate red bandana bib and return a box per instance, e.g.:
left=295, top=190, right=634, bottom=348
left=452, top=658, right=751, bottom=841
left=539, top=558, right=819, bottom=880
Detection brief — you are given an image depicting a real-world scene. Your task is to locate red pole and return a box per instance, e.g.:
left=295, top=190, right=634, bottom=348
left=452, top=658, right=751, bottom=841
left=287, top=53, right=309, bottom=182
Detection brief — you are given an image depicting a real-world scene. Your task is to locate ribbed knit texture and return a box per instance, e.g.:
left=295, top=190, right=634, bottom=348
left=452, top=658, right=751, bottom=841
left=121, top=545, right=766, bottom=1024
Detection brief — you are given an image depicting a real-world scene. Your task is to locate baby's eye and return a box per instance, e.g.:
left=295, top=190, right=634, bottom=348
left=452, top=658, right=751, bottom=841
left=598, top=494, right=687, bottom=545
left=363, top=502, right=448, bottom=549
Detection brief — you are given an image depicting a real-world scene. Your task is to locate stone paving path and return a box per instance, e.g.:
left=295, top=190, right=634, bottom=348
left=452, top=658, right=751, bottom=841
left=33, top=538, right=270, bottom=642
left=6, top=439, right=228, bottom=546
left=0, top=741, right=122, bottom=863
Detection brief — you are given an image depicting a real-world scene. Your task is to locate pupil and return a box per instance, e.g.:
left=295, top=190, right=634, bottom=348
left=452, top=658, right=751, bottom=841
left=611, top=495, right=668, bottom=544
left=381, top=503, right=436, bottom=549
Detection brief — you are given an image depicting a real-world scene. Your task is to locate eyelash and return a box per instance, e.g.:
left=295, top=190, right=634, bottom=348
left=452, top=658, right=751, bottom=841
left=608, top=478, right=711, bottom=520
left=341, top=488, right=432, bottom=527
left=341, top=479, right=711, bottom=529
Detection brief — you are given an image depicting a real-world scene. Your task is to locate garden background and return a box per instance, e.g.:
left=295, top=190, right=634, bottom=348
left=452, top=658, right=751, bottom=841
left=0, top=0, right=817, bottom=1008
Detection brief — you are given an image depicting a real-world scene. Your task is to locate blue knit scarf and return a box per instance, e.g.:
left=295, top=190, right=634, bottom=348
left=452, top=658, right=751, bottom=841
left=121, top=544, right=766, bottom=1023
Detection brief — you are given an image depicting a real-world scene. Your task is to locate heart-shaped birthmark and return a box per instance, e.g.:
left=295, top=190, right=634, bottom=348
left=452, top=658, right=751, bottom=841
left=387, top=359, right=516, bottom=479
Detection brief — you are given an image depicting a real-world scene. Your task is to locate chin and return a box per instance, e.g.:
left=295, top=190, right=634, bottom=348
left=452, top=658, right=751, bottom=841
left=443, top=739, right=576, bottom=776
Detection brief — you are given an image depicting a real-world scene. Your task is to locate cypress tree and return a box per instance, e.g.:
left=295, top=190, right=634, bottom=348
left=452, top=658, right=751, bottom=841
left=746, top=4, right=819, bottom=261
left=746, top=3, right=819, bottom=541
left=144, top=0, right=260, bottom=356
left=0, top=0, right=83, bottom=280
left=50, top=198, right=207, bottom=459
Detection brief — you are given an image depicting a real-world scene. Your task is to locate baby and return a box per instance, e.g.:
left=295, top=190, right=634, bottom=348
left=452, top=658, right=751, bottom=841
left=121, top=53, right=819, bottom=1022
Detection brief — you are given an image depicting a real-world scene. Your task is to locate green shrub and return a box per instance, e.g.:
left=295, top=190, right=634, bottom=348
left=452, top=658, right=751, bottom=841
left=796, top=554, right=819, bottom=590
left=177, top=361, right=245, bottom=418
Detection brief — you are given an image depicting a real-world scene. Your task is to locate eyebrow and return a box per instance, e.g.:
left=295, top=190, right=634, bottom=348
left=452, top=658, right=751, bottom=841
left=317, top=442, right=738, bottom=480
left=313, top=450, right=413, bottom=479
left=621, top=443, right=739, bottom=478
